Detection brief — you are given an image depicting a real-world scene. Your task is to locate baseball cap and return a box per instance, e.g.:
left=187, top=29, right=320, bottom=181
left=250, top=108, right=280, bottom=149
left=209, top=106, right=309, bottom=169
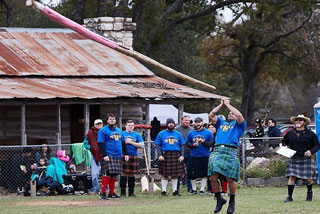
left=94, top=119, right=103, bottom=125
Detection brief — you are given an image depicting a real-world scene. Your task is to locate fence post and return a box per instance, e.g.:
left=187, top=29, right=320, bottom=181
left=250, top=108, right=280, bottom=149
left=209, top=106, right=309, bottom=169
left=241, top=137, right=246, bottom=185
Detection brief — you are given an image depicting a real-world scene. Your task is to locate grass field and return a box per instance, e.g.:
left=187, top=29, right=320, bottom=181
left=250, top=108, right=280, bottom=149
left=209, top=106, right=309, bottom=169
left=1, top=186, right=320, bottom=214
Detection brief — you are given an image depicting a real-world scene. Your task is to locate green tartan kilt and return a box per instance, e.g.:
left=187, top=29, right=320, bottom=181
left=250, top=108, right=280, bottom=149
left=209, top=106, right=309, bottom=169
left=208, top=146, right=240, bottom=181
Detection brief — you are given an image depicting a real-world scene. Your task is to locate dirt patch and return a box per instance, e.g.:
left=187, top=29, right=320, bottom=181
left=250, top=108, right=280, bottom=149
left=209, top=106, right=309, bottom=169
left=11, top=199, right=125, bottom=207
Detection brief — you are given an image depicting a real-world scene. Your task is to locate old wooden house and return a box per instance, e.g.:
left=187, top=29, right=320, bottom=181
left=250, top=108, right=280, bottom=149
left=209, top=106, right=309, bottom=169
left=0, top=18, right=222, bottom=146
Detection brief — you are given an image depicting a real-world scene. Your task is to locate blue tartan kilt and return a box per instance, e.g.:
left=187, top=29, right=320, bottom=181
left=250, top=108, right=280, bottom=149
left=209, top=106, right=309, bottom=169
left=208, top=146, right=240, bottom=181
left=285, top=156, right=318, bottom=180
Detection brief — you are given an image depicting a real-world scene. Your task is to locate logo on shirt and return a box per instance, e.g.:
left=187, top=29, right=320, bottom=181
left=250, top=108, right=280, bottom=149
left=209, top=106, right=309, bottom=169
left=110, top=133, right=122, bottom=141
left=192, top=135, right=205, bottom=144
left=165, top=136, right=178, bottom=145
left=220, top=124, right=234, bottom=132
left=125, top=136, right=136, bottom=143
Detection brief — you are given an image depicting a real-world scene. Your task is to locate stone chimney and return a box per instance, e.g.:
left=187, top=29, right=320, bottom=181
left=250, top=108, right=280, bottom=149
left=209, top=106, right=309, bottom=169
left=83, top=17, right=136, bottom=49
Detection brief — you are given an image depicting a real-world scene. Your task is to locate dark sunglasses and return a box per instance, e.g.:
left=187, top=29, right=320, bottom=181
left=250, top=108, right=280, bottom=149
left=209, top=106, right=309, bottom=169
left=295, top=119, right=305, bottom=122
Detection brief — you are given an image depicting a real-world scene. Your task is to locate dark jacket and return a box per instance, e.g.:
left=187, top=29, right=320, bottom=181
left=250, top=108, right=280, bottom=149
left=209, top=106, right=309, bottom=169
left=267, top=126, right=281, bottom=137
left=282, top=128, right=320, bottom=156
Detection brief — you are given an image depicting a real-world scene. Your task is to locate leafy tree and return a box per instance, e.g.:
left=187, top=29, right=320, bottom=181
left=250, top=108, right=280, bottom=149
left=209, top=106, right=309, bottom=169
left=200, top=1, right=320, bottom=122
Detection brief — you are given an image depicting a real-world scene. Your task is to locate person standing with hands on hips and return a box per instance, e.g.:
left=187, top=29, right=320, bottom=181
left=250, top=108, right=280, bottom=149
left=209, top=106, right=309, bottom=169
left=282, top=114, right=320, bottom=203
left=208, top=97, right=246, bottom=214
left=98, top=113, right=129, bottom=199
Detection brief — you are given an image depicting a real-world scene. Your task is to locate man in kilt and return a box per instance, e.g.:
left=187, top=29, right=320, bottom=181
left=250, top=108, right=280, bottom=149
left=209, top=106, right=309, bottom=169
left=155, top=118, right=185, bottom=196
left=120, top=120, right=144, bottom=197
left=208, top=97, right=246, bottom=214
left=282, top=114, right=320, bottom=203
left=98, top=113, right=129, bottom=199
left=186, top=117, right=214, bottom=195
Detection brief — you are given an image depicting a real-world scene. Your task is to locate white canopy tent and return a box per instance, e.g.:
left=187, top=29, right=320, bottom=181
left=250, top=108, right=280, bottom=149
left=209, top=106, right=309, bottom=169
left=149, top=104, right=209, bottom=125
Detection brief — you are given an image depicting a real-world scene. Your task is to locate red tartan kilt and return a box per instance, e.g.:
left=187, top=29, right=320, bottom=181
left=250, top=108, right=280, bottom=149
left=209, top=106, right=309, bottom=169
left=158, top=151, right=184, bottom=177
left=122, top=155, right=140, bottom=174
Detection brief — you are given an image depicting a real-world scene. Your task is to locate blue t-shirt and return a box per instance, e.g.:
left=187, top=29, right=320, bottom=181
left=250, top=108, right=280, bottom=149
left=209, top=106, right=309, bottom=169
left=122, top=131, right=144, bottom=156
left=187, top=129, right=213, bottom=157
left=154, top=129, right=185, bottom=151
left=98, top=126, right=123, bottom=159
left=214, top=117, right=247, bottom=147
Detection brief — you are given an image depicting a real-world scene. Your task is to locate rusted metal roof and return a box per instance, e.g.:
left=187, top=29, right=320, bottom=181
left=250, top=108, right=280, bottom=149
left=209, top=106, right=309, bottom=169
left=0, top=28, right=222, bottom=101
left=0, top=28, right=153, bottom=76
left=0, top=76, right=222, bottom=100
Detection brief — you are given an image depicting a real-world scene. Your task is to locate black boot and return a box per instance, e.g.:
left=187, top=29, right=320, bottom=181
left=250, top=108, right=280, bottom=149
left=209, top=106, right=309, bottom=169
left=214, top=192, right=227, bottom=213
left=128, top=177, right=136, bottom=197
left=120, top=176, right=127, bottom=197
left=227, top=200, right=235, bottom=214
left=306, top=191, right=313, bottom=201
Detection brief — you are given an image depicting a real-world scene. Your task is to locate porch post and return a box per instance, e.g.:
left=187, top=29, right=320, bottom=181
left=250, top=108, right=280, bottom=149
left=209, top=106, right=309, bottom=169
left=84, top=103, right=90, bottom=137
left=21, top=103, right=26, bottom=145
left=178, top=103, right=184, bottom=124
left=56, top=104, right=62, bottom=145
left=118, top=103, right=123, bottom=130
left=144, top=104, right=151, bottom=169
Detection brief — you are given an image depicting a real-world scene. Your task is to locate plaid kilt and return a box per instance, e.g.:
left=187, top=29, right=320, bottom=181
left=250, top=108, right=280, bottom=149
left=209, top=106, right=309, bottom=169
left=285, top=156, right=318, bottom=180
left=188, top=156, right=209, bottom=179
left=208, top=146, right=240, bottom=181
left=101, top=157, right=122, bottom=175
left=122, top=155, right=140, bottom=174
left=158, top=151, right=185, bottom=177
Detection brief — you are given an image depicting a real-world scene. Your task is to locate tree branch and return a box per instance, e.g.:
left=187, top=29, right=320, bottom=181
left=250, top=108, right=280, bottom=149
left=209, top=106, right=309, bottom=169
left=174, top=0, right=254, bottom=24
left=262, top=12, right=313, bottom=49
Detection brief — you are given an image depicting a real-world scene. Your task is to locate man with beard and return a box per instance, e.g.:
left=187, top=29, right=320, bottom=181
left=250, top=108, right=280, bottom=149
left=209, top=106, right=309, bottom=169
left=154, top=118, right=185, bottom=196
left=120, top=120, right=144, bottom=197
left=83, top=119, right=103, bottom=194
left=98, top=113, right=129, bottom=199
left=186, top=117, right=213, bottom=195
left=282, top=114, right=320, bottom=203
left=208, top=97, right=246, bottom=214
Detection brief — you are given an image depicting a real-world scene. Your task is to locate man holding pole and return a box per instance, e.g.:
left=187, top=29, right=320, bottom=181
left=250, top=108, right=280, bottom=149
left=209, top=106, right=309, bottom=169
left=120, top=120, right=144, bottom=197
left=208, top=97, right=246, bottom=214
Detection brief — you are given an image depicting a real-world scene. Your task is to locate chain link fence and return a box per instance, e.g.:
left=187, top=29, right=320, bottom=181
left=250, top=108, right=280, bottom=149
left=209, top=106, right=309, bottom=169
left=0, top=142, right=158, bottom=194
left=240, top=136, right=287, bottom=185
left=0, top=138, right=289, bottom=195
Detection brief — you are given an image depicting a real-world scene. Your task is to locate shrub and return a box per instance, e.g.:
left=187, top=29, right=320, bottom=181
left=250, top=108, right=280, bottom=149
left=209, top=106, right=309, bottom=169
left=245, top=159, right=288, bottom=179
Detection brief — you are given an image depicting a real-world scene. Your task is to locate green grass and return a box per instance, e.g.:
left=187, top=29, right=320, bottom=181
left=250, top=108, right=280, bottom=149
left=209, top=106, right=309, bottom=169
left=1, top=186, right=320, bottom=214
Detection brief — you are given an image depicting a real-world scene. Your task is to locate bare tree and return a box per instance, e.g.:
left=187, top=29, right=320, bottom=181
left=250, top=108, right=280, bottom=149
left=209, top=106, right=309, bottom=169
left=0, top=0, right=13, bottom=26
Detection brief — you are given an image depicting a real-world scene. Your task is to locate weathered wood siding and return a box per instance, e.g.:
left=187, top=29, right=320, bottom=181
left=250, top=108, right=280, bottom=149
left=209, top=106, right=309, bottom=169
left=0, top=103, right=145, bottom=145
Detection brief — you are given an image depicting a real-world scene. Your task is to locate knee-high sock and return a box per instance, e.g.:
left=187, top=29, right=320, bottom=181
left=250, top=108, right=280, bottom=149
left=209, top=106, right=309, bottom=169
left=288, top=185, right=294, bottom=197
left=109, top=177, right=116, bottom=195
left=120, top=176, right=127, bottom=188
left=221, top=181, right=228, bottom=193
left=161, top=179, right=168, bottom=192
left=171, top=179, right=178, bottom=192
left=191, top=179, right=197, bottom=191
left=200, top=178, right=207, bottom=192
left=101, top=176, right=109, bottom=193
left=307, top=184, right=313, bottom=192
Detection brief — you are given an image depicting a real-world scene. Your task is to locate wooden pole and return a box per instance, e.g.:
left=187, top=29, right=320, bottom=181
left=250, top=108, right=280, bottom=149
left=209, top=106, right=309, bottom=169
left=26, top=0, right=216, bottom=91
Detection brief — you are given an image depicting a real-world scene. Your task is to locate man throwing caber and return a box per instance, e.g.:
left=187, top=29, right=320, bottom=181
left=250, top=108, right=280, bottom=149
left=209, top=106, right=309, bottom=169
left=208, top=97, right=246, bottom=214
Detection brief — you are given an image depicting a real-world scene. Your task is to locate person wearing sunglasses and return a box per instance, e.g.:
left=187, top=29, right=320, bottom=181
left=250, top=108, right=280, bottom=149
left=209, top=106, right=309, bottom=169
left=282, top=114, right=320, bottom=203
